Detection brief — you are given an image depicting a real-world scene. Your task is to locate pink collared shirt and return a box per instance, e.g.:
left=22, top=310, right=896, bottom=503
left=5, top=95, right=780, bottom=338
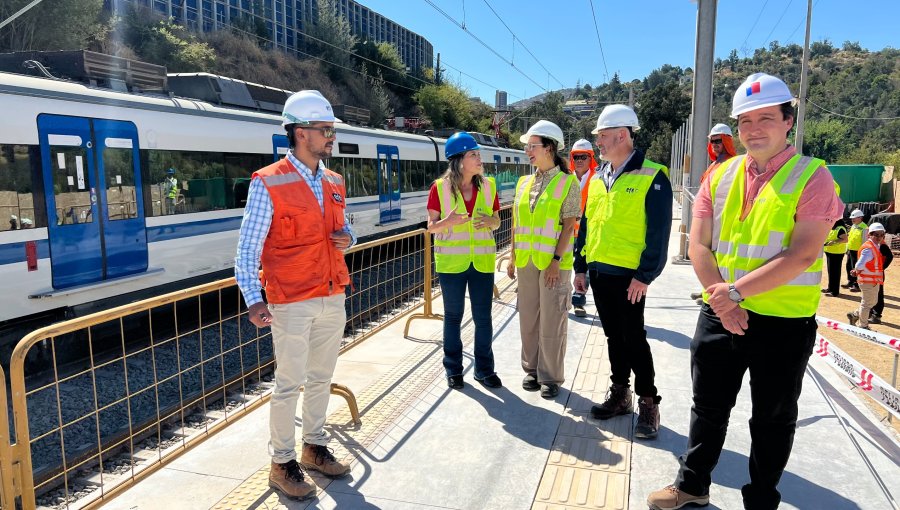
left=693, top=146, right=844, bottom=222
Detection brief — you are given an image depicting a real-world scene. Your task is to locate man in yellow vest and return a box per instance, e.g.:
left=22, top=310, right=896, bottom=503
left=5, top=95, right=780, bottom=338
left=569, top=138, right=598, bottom=317
left=822, top=219, right=848, bottom=296
left=844, top=208, right=867, bottom=292
left=647, top=73, right=844, bottom=510
left=164, top=168, right=178, bottom=215
left=573, top=104, right=672, bottom=440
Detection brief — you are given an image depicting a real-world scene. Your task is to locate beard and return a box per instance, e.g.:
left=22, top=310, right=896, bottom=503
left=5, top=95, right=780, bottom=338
left=313, top=143, right=333, bottom=160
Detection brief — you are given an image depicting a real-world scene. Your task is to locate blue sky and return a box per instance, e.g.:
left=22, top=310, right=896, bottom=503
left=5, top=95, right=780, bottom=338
left=362, top=0, right=899, bottom=103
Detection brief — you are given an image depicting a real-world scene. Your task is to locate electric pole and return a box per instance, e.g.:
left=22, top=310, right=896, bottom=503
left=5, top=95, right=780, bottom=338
left=795, top=0, right=813, bottom=153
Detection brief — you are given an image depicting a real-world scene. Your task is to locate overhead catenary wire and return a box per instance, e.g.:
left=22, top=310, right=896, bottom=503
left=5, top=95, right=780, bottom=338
left=761, top=0, right=794, bottom=48
left=480, top=0, right=565, bottom=88
left=422, top=0, right=548, bottom=93
left=586, top=0, right=610, bottom=83
left=440, top=60, right=524, bottom=101
left=738, top=0, right=771, bottom=54
left=807, top=99, right=900, bottom=121
left=785, top=0, right=821, bottom=44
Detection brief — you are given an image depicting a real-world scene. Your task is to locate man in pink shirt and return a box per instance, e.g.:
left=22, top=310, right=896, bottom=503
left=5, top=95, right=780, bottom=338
left=648, top=73, right=843, bottom=510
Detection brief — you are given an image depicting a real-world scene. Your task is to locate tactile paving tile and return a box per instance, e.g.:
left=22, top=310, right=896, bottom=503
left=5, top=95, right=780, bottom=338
left=532, top=466, right=629, bottom=510
left=547, top=435, right=631, bottom=473
left=211, top=277, right=520, bottom=509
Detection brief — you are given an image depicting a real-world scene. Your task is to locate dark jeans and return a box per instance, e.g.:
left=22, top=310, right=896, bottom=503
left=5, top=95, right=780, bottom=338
left=590, top=270, right=658, bottom=398
left=825, top=252, right=843, bottom=295
left=873, top=284, right=885, bottom=316
left=572, top=272, right=590, bottom=307
left=438, top=264, right=495, bottom=379
left=675, top=305, right=816, bottom=510
left=846, top=250, right=859, bottom=286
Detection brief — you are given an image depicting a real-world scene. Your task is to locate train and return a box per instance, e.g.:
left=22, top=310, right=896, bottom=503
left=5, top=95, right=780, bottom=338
left=0, top=70, right=531, bottom=346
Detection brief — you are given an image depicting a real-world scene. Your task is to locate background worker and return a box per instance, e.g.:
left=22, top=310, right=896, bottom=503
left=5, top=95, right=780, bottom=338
left=822, top=219, right=848, bottom=297
left=574, top=104, right=672, bottom=440
left=569, top=138, right=598, bottom=317
left=692, top=123, right=737, bottom=303
left=870, top=232, right=893, bottom=324
left=164, top=168, right=178, bottom=215
left=507, top=120, right=580, bottom=399
left=235, top=90, right=355, bottom=501
left=845, top=209, right=868, bottom=292
left=426, top=132, right=502, bottom=390
left=647, top=73, right=843, bottom=510
left=847, top=222, right=886, bottom=330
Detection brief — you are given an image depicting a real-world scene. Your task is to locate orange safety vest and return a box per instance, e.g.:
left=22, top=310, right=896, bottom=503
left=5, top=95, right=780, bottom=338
left=254, top=159, right=350, bottom=304
left=574, top=167, right=596, bottom=236
left=857, top=239, right=884, bottom=285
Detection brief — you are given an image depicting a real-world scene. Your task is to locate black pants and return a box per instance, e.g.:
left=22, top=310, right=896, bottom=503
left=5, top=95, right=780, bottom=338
left=589, top=271, right=658, bottom=398
left=873, top=284, right=885, bottom=316
left=675, top=305, right=816, bottom=510
left=825, top=252, right=843, bottom=295
left=846, top=250, right=859, bottom=286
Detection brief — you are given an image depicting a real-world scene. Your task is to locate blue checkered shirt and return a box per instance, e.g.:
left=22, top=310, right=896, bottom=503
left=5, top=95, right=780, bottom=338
left=235, top=154, right=356, bottom=306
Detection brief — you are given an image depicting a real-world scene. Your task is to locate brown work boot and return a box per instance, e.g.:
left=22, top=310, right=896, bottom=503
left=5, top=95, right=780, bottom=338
left=269, top=459, right=316, bottom=500
left=647, top=484, right=709, bottom=510
left=301, top=443, right=351, bottom=477
left=635, top=396, right=660, bottom=440
left=590, top=383, right=633, bottom=420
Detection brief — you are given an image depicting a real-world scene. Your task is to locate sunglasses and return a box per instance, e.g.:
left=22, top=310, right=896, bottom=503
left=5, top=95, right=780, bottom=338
left=572, top=154, right=589, bottom=161
left=298, top=126, right=337, bottom=138
left=710, top=138, right=723, bottom=145
left=523, top=143, right=545, bottom=151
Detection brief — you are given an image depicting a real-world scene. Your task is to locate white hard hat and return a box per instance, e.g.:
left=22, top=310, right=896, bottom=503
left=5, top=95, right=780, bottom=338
left=571, top=139, right=593, bottom=152
left=708, top=123, right=732, bottom=138
left=520, top=120, right=565, bottom=149
left=591, top=104, right=640, bottom=134
left=282, top=90, right=342, bottom=127
left=21, top=218, right=32, bottom=226
left=731, top=73, right=797, bottom=118
left=850, top=209, right=864, bottom=219
left=9, top=214, right=16, bottom=221
left=869, top=222, right=886, bottom=233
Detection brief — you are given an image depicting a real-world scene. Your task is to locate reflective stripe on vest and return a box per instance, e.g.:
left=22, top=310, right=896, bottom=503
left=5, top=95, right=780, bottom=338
left=824, top=225, right=847, bottom=255
left=582, top=160, right=665, bottom=270
left=857, top=239, right=884, bottom=285
left=433, top=177, right=497, bottom=274
left=848, top=222, right=868, bottom=250
left=707, top=154, right=826, bottom=317
left=254, top=159, right=350, bottom=304
left=513, top=171, right=576, bottom=270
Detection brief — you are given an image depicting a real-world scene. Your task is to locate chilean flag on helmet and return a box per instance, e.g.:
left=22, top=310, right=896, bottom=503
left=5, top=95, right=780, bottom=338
left=745, top=81, right=762, bottom=96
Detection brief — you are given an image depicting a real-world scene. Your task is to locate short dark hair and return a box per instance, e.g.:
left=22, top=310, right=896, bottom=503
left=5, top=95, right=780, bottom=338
left=285, top=125, right=297, bottom=149
left=779, top=101, right=795, bottom=122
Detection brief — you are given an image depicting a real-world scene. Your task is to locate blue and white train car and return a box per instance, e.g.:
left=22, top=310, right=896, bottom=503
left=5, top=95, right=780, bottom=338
left=0, top=71, right=530, bottom=337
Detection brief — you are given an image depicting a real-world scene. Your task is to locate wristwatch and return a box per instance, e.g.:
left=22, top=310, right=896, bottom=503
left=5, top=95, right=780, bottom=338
left=728, top=284, right=744, bottom=303
left=552, top=254, right=561, bottom=261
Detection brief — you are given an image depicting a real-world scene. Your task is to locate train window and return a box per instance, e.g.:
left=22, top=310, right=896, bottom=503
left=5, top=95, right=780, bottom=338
left=360, top=158, right=376, bottom=198
left=224, top=153, right=265, bottom=208
left=338, top=143, right=359, bottom=155
left=102, top=146, right=138, bottom=221
left=146, top=150, right=226, bottom=215
left=0, top=145, right=42, bottom=231
left=51, top=145, right=94, bottom=226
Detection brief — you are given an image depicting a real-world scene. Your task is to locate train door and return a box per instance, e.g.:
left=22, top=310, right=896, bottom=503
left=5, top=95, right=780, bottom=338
left=272, top=134, right=289, bottom=162
left=38, top=115, right=148, bottom=289
left=376, top=144, right=401, bottom=224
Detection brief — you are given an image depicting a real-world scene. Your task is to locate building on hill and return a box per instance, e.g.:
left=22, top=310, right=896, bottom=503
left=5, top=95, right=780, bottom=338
left=111, top=0, right=434, bottom=73
left=563, top=99, right=595, bottom=118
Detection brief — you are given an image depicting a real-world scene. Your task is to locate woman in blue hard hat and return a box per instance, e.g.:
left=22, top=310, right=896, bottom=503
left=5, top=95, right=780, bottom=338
left=426, top=132, right=502, bottom=390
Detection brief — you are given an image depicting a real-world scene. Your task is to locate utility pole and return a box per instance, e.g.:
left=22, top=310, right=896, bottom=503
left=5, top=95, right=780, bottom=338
left=435, top=53, right=441, bottom=84
left=794, top=0, right=813, bottom=153
left=680, top=0, right=717, bottom=262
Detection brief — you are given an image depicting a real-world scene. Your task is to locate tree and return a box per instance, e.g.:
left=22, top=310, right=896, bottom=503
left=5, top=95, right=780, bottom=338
left=363, top=65, right=393, bottom=127
left=803, top=119, right=854, bottom=164
left=309, top=0, right=357, bottom=76
left=0, top=0, right=104, bottom=52
left=414, top=83, right=474, bottom=130
left=124, top=8, right=215, bottom=72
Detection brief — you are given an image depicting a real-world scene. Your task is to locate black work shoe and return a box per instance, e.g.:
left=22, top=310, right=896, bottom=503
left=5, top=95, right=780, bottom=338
left=634, top=396, right=660, bottom=440
left=869, top=315, right=882, bottom=324
left=447, top=375, right=464, bottom=389
left=573, top=305, right=587, bottom=317
left=591, top=383, right=633, bottom=420
left=850, top=285, right=861, bottom=293
left=847, top=312, right=858, bottom=327
left=476, top=374, right=503, bottom=388
left=522, top=374, right=540, bottom=391
left=540, top=383, right=559, bottom=399
left=842, top=283, right=853, bottom=288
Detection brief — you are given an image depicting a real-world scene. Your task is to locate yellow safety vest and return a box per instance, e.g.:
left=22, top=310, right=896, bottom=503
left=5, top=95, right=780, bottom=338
left=167, top=177, right=178, bottom=199
left=583, top=159, right=668, bottom=270
left=824, top=225, right=847, bottom=255
left=848, top=222, right=867, bottom=251
left=707, top=154, right=826, bottom=318
left=433, top=177, right=497, bottom=273
left=513, top=170, right=577, bottom=270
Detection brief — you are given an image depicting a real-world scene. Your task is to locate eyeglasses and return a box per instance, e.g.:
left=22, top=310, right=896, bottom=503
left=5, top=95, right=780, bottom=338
left=298, top=126, right=337, bottom=139
left=572, top=154, right=589, bottom=161
left=523, top=143, right=545, bottom=152
left=710, top=138, right=723, bottom=145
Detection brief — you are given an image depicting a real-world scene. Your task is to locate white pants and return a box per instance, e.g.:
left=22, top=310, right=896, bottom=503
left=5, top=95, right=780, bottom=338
left=268, top=294, right=345, bottom=463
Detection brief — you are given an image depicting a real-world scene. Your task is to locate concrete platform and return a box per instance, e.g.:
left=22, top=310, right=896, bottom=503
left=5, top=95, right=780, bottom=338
left=103, top=225, right=900, bottom=510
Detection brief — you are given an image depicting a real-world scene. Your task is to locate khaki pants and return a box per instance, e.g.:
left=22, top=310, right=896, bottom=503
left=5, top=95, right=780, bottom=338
left=517, top=260, right=572, bottom=384
left=268, top=294, right=345, bottom=463
left=856, top=282, right=880, bottom=327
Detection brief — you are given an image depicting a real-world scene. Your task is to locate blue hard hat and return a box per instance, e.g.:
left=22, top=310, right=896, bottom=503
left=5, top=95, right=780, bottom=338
left=167, top=168, right=176, bottom=174
left=445, top=132, right=480, bottom=159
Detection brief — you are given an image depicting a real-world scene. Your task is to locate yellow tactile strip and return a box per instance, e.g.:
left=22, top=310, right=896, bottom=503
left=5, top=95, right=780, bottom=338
left=211, top=279, right=520, bottom=509
left=532, top=321, right=634, bottom=510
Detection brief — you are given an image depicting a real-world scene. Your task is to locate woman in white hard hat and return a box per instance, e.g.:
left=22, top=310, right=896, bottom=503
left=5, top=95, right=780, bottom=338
left=844, top=209, right=868, bottom=292
left=847, top=222, right=886, bottom=329
left=426, top=132, right=502, bottom=390
left=507, top=120, right=580, bottom=399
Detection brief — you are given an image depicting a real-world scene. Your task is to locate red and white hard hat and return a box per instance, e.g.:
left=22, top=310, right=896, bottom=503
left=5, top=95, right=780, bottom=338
left=731, top=73, right=797, bottom=118
left=282, top=90, right=342, bottom=126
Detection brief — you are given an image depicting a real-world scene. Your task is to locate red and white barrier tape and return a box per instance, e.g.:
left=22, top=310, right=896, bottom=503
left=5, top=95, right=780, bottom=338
left=816, top=316, right=900, bottom=353
left=814, top=334, right=900, bottom=419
